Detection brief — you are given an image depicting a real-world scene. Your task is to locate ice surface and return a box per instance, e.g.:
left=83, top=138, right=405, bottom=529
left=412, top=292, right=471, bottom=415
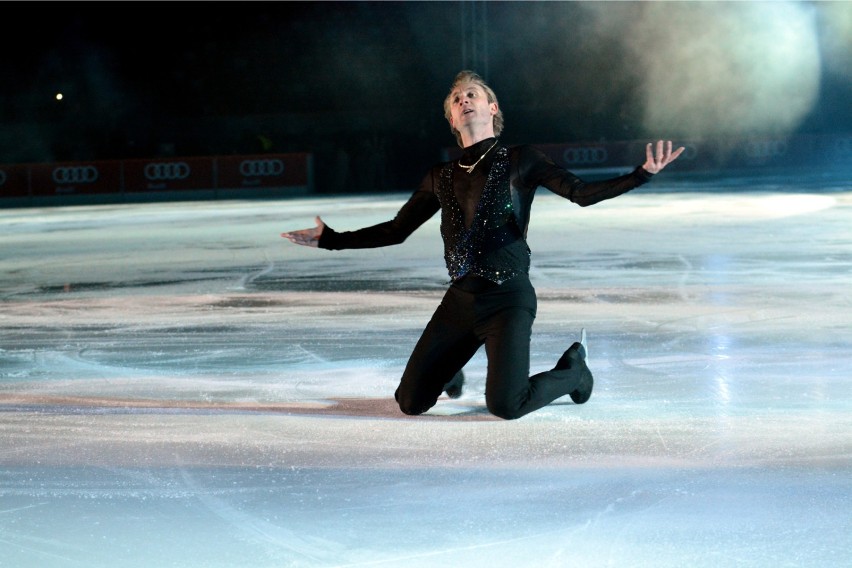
left=1, top=175, right=850, bottom=567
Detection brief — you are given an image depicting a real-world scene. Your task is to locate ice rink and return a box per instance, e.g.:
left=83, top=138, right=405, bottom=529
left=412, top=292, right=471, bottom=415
left=2, top=171, right=850, bottom=567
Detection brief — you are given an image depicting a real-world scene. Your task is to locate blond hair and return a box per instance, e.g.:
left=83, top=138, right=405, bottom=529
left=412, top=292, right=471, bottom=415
left=443, top=70, right=504, bottom=148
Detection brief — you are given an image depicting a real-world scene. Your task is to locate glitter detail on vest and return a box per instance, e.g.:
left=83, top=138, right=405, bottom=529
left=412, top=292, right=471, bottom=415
left=437, top=146, right=531, bottom=284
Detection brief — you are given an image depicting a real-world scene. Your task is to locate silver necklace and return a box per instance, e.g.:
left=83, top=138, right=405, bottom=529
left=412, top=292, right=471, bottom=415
left=457, top=139, right=498, bottom=174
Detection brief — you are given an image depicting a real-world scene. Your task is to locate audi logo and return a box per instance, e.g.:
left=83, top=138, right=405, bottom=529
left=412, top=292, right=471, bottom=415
left=239, top=159, right=284, bottom=177
left=0, top=169, right=6, bottom=187
left=563, top=147, right=608, bottom=165
left=744, top=140, right=788, bottom=159
left=832, top=137, right=852, bottom=158
left=680, top=144, right=699, bottom=160
left=52, top=166, right=99, bottom=184
left=144, top=162, right=191, bottom=181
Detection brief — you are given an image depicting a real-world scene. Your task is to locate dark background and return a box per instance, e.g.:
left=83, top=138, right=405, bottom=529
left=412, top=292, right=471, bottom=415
left=1, top=1, right=849, bottom=193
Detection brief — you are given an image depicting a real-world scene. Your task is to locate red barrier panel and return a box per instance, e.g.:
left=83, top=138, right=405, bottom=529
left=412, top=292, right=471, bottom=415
left=216, top=153, right=311, bottom=190
left=0, top=164, right=30, bottom=197
left=537, top=141, right=631, bottom=170
left=30, top=161, right=123, bottom=196
left=443, top=141, right=632, bottom=171
left=444, top=139, right=723, bottom=173
left=625, top=139, right=714, bottom=172
left=123, top=157, right=215, bottom=193
left=1, top=152, right=315, bottom=204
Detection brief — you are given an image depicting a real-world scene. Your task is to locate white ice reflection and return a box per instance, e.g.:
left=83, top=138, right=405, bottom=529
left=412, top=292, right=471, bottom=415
left=1, top=177, right=851, bottom=567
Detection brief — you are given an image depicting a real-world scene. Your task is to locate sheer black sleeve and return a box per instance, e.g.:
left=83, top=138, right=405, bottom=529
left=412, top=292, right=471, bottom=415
left=518, top=145, right=653, bottom=207
left=318, top=171, right=441, bottom=250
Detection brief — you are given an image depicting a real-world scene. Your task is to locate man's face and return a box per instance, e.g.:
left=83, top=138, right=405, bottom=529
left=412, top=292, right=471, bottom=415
left=448, top=82, right=498, bottom=132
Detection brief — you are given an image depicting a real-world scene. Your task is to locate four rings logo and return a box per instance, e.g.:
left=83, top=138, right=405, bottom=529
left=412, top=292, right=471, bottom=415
left=53, top=166, right=99, bottom=184
left=833, top=137, right=852, bottom=158
left=563, top=146, right=608, bottom=165
left=745, top=140, right=788, bottom=159
left=679, top=143, right=699, bottom=160
left=240, top=159, right=284, bottom=177
left=144, top=162, right=191, bottom=181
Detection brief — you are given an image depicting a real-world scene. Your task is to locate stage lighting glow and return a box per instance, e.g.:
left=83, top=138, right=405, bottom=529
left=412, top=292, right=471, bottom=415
left=582, top=1, right=822, bottom=140
left=818, top=1, right=852, bottom=82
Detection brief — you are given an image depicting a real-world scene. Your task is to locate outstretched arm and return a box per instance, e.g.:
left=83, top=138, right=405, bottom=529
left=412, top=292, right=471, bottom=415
left=279, top=185, right=441, bottom=251
left=642, top=140, right=685, bottom=174
left=529, top=139, right=686, bottom=207
left=281, top=216, right=325, bottom=248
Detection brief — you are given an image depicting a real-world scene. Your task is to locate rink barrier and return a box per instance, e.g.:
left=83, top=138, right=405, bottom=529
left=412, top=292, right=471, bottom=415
left=2, top=133, right=849, bottom=207
left=442, top=133, right=850, bottom=177
left=0, top=152, right=314, bottom=206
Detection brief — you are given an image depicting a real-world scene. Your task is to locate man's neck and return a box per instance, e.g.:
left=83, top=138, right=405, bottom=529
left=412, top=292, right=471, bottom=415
left=459, top=127, right=496, bottom=149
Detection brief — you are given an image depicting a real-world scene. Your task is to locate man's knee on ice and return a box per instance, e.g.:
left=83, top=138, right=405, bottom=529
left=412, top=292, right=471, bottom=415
left=487, top=400, right=523, bottom=420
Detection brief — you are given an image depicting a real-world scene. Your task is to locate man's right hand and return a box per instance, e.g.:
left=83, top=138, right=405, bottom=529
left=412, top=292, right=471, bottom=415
left=281, top=216, right=325, bottom=247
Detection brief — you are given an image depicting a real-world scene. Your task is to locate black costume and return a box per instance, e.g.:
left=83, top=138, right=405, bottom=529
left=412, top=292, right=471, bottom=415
left=319, top=137, right=653, bottom=419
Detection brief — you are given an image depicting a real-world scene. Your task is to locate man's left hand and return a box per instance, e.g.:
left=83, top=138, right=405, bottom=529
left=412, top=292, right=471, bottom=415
left=643, top=140, right=685, bottom=174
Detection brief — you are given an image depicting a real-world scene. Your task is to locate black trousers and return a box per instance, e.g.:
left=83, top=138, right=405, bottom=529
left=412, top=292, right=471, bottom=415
left=394, top=273, right=591, bottom=419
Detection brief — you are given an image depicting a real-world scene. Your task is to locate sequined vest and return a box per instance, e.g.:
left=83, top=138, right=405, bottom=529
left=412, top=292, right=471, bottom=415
left=436, top=146, right=531, bottom=284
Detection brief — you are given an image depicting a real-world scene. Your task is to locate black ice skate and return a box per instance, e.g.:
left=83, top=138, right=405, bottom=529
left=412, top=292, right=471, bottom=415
left=443, top=370, right=465, bottom=399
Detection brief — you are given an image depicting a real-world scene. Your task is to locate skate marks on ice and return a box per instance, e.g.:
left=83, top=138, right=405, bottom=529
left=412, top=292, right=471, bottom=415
left=0, top=393, right=499, bottom=421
